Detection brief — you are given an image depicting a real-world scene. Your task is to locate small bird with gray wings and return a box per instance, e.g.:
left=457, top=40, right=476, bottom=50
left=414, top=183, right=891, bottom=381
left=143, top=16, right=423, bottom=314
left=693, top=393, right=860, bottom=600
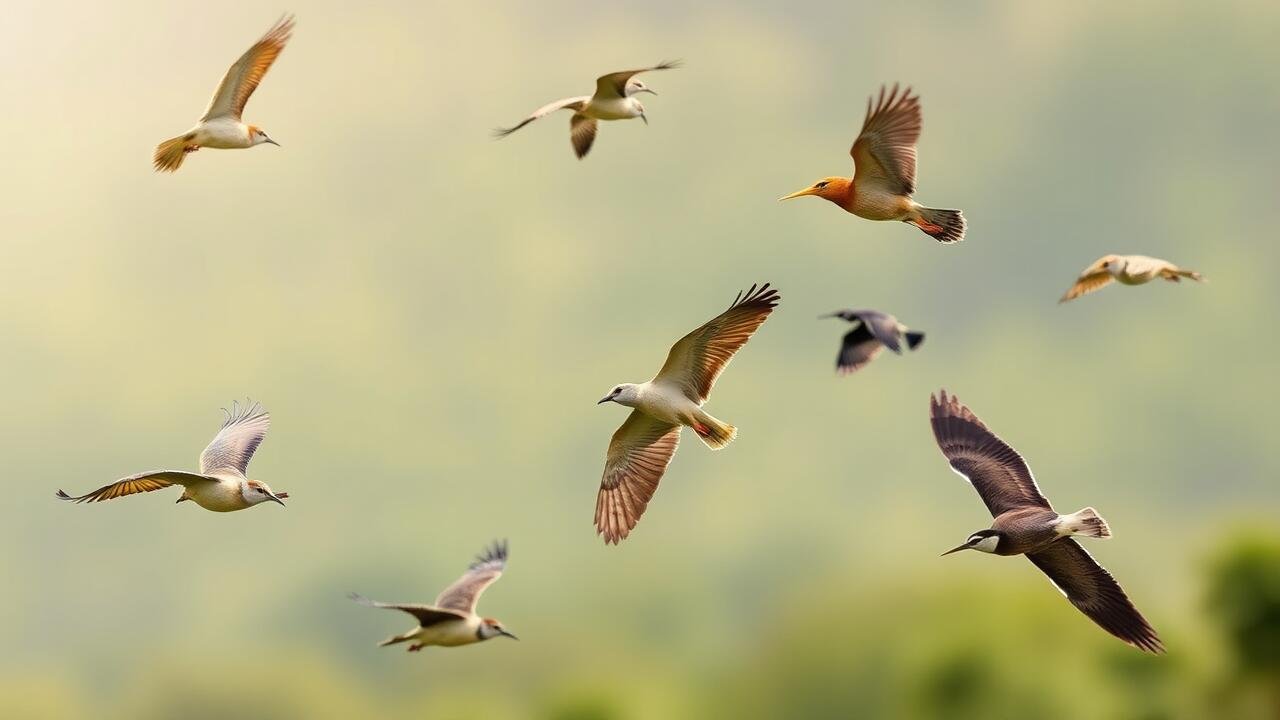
left=493, top=61, right=680, bottom=158
left=821, top=309, right=924, bottom=375
left=56, top=401, right=286, bottom=511
left=929, top=390, right=1163, bottom=653
left=349, top=541, right=516, bottom=651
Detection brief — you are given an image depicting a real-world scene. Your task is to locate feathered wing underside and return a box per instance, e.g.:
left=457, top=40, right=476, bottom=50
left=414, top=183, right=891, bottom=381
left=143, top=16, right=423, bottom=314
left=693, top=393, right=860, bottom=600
left=929, top=390, right=1051, bottom=517
left=1060, top=256, right=1117, bottom=303
left=593, top=60, right=681, bottom=99
left=55, top=470, right=215, bottom=503
left=570, top=113, right=598, bottom=158
left=655, top=283, right=780, bottom=403
left=434, top=540, right=508, bottom=613
left=850, top=83, right=922, bottom=196
left=595, top=411, right=681, bottom=544
left=348, top=593, right=466, bottom=628
left=1027, top=540, right=1164, bottom=653
left=199, top=401, right=271, bottom=476
left=201, top=15, right=294, bottom=121
left=494, top=96, right=589, bottom=137
left=837, top=323, right=884, bottom=375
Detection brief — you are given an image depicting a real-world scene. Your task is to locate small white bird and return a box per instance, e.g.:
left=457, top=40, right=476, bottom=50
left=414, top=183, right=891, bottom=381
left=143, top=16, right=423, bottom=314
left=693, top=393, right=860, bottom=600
left=56, top=401, right=286, bottom=511
left=595, top=283, right=780, bottom=544
left=153, top=16, right=294, bottom=172
left=1060, top=254, right=1203, bottom=303
left=350, top=541, right=517, bottom=652
left=494, top=61, right=680, bottom=158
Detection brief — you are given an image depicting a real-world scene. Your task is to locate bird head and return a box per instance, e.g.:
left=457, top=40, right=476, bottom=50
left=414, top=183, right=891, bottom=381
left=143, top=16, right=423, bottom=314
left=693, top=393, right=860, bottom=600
left=627, top=80, right=657, bottom=96
left=479, top=617, right=518, bottom=641
left=942, top=529, right=1000, bottom=556
left=780, top=177, right=851, bottom=204
left=1098, top=255, right=1124, bottom=277
left=248, top=125, right=280, bottom=147
left=242, top=479, right=287, bottom=507
left=598, top=383, right=640, bottom=407
left=820, top=310, right=860, bottom=322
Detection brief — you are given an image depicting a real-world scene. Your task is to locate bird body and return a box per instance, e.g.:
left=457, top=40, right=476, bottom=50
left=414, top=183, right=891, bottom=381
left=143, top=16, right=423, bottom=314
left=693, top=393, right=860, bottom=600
left=822, top=308, right=924, bottom=375
left=929, top=390, right=1162, bottom=653
left=495, top=61, right=680, bottom=158
left=781, top=84, right=965, bottom=243
left=351, top=541, right=516, bottom=652
left=56, top=401, right=286, bottom=512
left=595, top=284, right=780, bottom=543
left=153, top=16, right=292, bottom=172
left=1060, top=254, right=1203, bottom=302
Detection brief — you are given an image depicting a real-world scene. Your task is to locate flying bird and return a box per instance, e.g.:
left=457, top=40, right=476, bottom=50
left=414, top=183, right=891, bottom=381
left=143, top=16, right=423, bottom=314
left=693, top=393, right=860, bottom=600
left=350, top=541, right=517, bottom=651
left=494, top=61, right=680, bottom=159
left=153, top=15, right=294, bottom=172
left=595, top=283, right=780, bottom=544
left=1060, top=254, right=1203, bottom=303
left=821, top=309, right=924, bottom=375
left=929, top=390, right=1163, bottom=653
left=781, top=84, right=965, bottom=243
left=56, top=401, right=286, bottom=511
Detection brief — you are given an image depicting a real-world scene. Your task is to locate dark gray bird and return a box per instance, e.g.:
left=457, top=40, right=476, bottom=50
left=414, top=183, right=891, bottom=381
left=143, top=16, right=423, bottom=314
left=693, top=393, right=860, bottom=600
left=821, top=309, right=924, bottom=375
left=929, top=390, right=1163, bottom=653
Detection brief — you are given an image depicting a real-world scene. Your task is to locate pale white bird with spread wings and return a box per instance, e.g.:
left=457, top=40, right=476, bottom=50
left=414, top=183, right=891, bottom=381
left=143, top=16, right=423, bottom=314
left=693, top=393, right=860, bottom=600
left=494, top=61, right=680, bottom=158
left=350, top=541, right=517, bottom=652
left=153, top=16, right=293, bottom=172
left=595, top=284, right=780, bottom=544
left=1060, top=254, right=1204, bottom=303
left=56, top=401, right=286, bottom=511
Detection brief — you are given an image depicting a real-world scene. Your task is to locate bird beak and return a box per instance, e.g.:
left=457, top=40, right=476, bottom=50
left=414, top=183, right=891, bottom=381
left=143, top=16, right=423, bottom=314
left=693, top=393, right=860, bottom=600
left=265, top=137, right=280, bottom=146
left=175, top=496, right=189, bottom=504
left=640, top=112, right=648, bottom=125
left=779, top=186, right=818, bottom=201
left=597, top=395, right=613, bottom=405
left=818, top=312, right=839, bottom=319
left=499, top=629, right=519, bottom=640
left=642, top=88, right=658, bottom=96
left=267, top=492, right=286, bottom=507
left=941, top=544, right=970, bottom=556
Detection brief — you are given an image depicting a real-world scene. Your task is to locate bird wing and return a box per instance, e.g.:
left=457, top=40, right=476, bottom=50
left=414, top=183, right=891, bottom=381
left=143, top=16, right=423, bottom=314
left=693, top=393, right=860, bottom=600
left=654, top=283, right=780, bottom=403
left=850, top=84, right=922, bottom=197
left=493, top=96, right=590, bottom=137
left=55, top=470, right=216, bottom=503
left=434, top=540, right=508, bottom=613
left=837, top=323, right=884, bottom=375
left=929, top=390, right=1051, bottom=517
left=570, top=113, right=598, bottom=158
left=347, top=593, right=467, bottom=628
left=1027, top=539, right=1164, bottom=653
left=856, top=311, right=905, bottom=353
left=200, top=15, right=294, bottom=121
left=1060, top=256, right=1116, bottom=303
left=199, top=401, right=271, bottom=476
left=595, top=410, right=681, bottom=544
left=593, top=60, right=681, bottom=100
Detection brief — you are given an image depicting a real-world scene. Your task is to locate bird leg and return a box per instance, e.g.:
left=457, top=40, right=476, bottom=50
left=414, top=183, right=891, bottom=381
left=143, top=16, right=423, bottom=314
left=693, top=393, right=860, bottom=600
left=407, top=644, right=424, bottom=652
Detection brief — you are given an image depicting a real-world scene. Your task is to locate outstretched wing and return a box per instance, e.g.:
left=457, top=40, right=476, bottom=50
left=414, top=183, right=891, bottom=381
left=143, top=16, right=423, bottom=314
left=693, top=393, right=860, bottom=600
left=55, top=470, right=215, bottom=504
left=201, top=15, right=294, bottom=121
left=199, top=401, right=271, bottom=476
left=655, top=283, right=780, bottom=403
left=595, top=411, right=681, bottom=544
left=1027, top=540, right=1164, bottom=653
left=593, top=60, right=681, bottom=100
left=493, top=96, right=590, bottom=138
left=1060, top=256, right=1116, bottom=303
left=850, top=84, right=922, bottom=196
left=434, top=540, right=509, bottom=613
left=347, top=593, right=466, bottom=628
left=837, top=323, right=884, bottom=375
left=570, top=113, right=598, bottom=158
left=929, top=390, right=1051, bottom=517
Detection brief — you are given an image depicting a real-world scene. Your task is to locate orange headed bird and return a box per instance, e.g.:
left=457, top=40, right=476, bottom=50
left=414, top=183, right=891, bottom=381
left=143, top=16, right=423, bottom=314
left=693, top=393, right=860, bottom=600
left=781, top=84, right=965, bottom=243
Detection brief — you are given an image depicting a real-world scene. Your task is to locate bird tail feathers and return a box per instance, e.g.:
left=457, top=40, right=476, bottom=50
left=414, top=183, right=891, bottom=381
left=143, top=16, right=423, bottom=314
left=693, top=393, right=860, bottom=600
left=905, top=331, right=925, bottom=350
left=912, top=207, right=966, bottom=243
left=691, top=412, right=736, bottom=450
left=153, top=135, right=191, bottom=173
left=1061, top=507, right=1111, bottom=539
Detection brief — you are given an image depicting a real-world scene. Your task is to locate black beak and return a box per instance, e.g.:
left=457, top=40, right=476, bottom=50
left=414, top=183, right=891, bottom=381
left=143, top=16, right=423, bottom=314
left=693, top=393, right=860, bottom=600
left=264, top=137, right=280, bottom=146
left=499, top=629, right=519, bottom=640
left=640, top=113, right=648, bottom=125
left=941, top=544, right=970, bottom=556
left=267, top=493, right=286, bottom=507
left=598, top=394, right=614, bottom=404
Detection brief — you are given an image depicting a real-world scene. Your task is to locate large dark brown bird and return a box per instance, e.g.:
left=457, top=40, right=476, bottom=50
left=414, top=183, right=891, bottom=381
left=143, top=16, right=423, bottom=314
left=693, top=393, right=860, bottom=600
left=929, top=390, right=1163, bottom=653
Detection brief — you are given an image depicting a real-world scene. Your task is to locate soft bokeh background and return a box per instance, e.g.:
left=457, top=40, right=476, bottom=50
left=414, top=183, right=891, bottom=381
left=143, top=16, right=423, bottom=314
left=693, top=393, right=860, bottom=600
left=2, top=0, right=1278, bottom=717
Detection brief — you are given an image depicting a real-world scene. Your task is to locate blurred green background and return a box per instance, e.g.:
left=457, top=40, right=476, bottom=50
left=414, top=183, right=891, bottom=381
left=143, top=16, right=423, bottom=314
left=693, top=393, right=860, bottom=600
left=2, top=0, right=1278, bottom=717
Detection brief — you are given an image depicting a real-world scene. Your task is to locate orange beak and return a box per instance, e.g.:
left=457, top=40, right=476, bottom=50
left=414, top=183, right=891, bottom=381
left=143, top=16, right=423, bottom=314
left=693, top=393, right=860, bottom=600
left=779, top=186, right=819, bottom=201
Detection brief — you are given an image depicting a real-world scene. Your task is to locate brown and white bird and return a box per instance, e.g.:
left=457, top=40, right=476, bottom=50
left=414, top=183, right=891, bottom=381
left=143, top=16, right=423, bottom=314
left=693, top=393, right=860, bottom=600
left=56, top=401, right=286, bottom=511
left=153, top=15, right=293, bottom=172
left=1059, top=254, right=1203, bottom=303
left=929, top=390, right=1163, bottom=653
left=821, top=309, right=924, bottom=375
left=781, top=84, right=965, bottom=243
left=595, top=283, right=780, bottom=544
left=350, top=541, right=516, bottom=651
left=494, top=61, right=680, bottom=158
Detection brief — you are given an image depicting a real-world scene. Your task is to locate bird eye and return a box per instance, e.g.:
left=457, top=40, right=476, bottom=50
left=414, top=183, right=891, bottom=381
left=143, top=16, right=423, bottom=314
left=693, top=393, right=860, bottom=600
left=816, top=181, right=828, bottom=189
left=258, top=488, right=266, bottom=494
